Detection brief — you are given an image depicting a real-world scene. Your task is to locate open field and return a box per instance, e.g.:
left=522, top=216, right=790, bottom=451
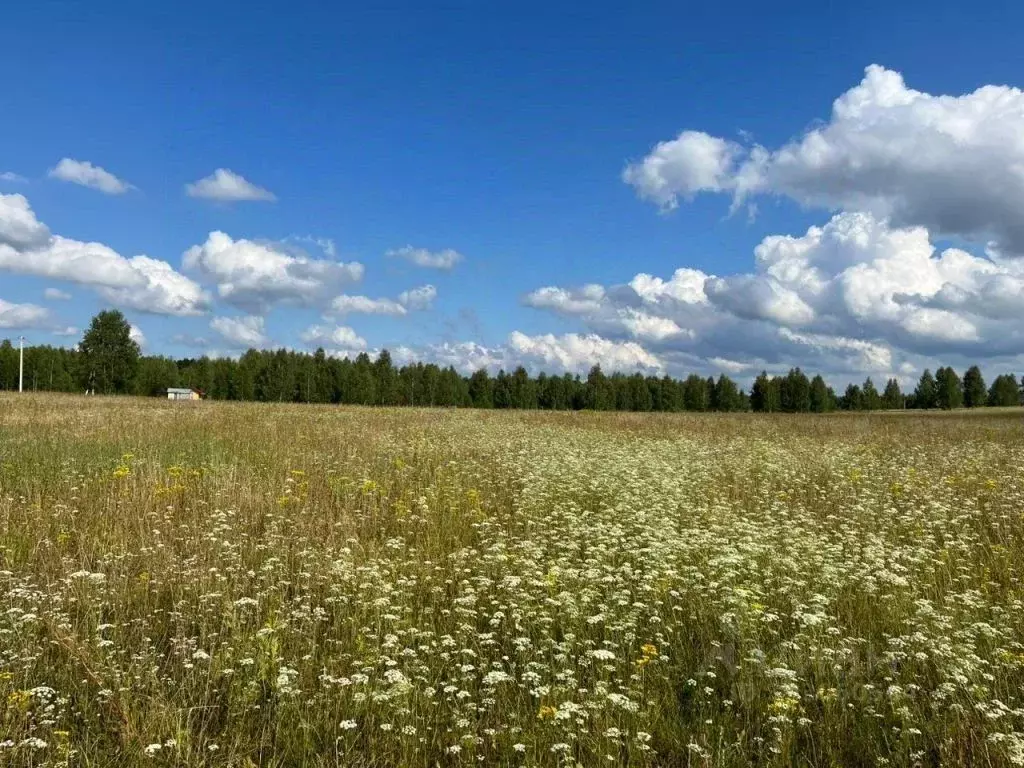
left=1, top=395, right=1024, bottom=766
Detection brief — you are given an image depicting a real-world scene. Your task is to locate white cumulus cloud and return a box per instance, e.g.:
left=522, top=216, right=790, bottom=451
left=625, top=64, right=1024, bottom=255
left=524, top=285, right=607, bottom=315
left=629, top=269, right=710, bottom=306
left=508, top=331, right=663, bottom=374
left=185, top=169, right=276, bottom=202
left=623, top=131, right=742, bottom=207
left=777, top=329, right=893, bottom=373
left=392, top=332, right=664, bottom=376
left=387, top=245, right=463, bottom=270
left=0, top=299, right=50, bottom=329
left=705, top=275, right=816, bottom=327
left=329, top=295, right=408, bottom=316
left=393, top=341, right=505, bottom=373
left=328, top=284, right=437, bottom=316
left=184, top=231, right=363, bottom=312
left=0, top=193, right=51, bottom=250
left=523, top=211, right=1024, bottom=377
left=129, top=325, right=147, bottom=349
left=0, top=194, right=209, bottom=316
left=397, top=284, right=437, bottom=310
left=617, top=310, right=690, bottom=341
left=49, top=158, right=133, bottom=195
left=524, top=279, right=699, bottom=344
left=300, top=324, right=368, bottom=352
left=210, top=315, right=268, bottom=348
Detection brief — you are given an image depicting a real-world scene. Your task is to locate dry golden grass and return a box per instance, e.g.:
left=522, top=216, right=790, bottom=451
left=1, top=394, right=1024, bottom=766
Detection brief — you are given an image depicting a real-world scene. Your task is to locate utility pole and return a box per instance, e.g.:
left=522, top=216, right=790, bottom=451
left=18, top=335, right=25, bottom=393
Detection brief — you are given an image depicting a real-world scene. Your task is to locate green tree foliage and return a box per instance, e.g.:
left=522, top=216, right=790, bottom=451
left=780, top=368, right=811, bottom=413
left=861, top=378, right=881, bottom=411
left=962, top=365, right=987, bottom=408
left=511, top=366, right=538, bottom=410
left=658, top=375, right=683, bottom=412
left=492, top=370, right=512, bottom=409
left=350, top=353, right=377, bottom=405
left=79, top=310, right=140, bottom=394
left=134, top=356, right=180, bottom=396
left=935, top=367, right=963, bottom=410
left=0, top=339, right=17, bottom=388
left=913, top=370, right=938, bottom=409
left=988, top=374, right=1020, bottom=407
left=712, top=374, right=742, bottom=412
left=374, top=350, right=399, bottom=406
left=751, top=371, right=780, bottom=413
left=681, top=374, right=711, bottom=412
left=809, top=375, right=832, bottom=413
left=0, top=342, right=77, bottom=392
left=309, top=349, right=333, bottom=404
left=4, top=315, right=1018, bottom=415
left=633, top=373, right=655, bottom=412
left=841, top=383, right=863, bottom=411
left=882, top=378, right=904, bottom=410
left=586, top=365, right=613, bottom=411
left=468, top=369, right=493, bottom=408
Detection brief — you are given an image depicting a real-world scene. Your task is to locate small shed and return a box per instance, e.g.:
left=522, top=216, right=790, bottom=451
left=167, top=387, right=202, bottom=401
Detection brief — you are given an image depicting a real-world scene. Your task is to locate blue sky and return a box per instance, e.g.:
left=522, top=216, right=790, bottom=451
left=3, top=0, right=1024, bottom=382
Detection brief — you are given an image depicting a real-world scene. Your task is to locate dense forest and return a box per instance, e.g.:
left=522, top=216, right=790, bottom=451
left=2, top=312, right=1022, bottom=412
left=3, top=336, right=1022, bottom=412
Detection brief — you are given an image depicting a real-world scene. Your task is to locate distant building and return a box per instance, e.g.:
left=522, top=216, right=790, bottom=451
left=166, top=387, right=202, bottom=401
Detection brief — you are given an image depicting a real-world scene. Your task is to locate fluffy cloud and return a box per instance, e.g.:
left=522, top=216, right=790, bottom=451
left=524, top=211, right=1024, bottom=377
left=524, top=285, right=606, bottom=315
left=211, top=315, right=268, bottom=348
left=0, top=193, right=50, bottom=250
left=629, top=269, right=710, bottom=306
left=287, top=235, right=337, bottom=258
left=0, top=299, right=50, bottom=329
left=523, top=282, right=693, bottom=343
left=622, top=131, right=741, bottom=206
left=93, top=254, right=212, bottom=316
left=184, top=232, right=363, bottom=312
left=776, top=329, right=893, bottom=372
left=328, top=284, right=437, bottom=316
left=299, top=324, right=368, bottom=352
left=0, top=172, right=26, bottom=183
left=749, top=212, right=1024, bottom=353
left=329, top=295, right=408, bottom=316
left=0, top=194, right=209, bottom=316
left=387, top=246, right=463, bottom=270
left=508, top=332, right=662, bottom=373
left=617, top=311, right=689, bottom=341
left=393, top=341, right=504, bottom=372
left=44, top=288, right=71, bottom=301
left=626, top=65, right=1024, bottom=255
left=393, top=332, right=663, bottom=375
left=49, top=158, right=133, bottom=195
left=185, top=169, right=276, bottom=202
left=705, top=275, right=816, bottom=327
left=129, top=325, right=147, bottom=349
left=397, top=284, right=437, bottom=310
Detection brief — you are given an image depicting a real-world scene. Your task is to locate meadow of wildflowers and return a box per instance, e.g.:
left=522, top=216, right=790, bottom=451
left=1, top=394, right=1023, bottom=766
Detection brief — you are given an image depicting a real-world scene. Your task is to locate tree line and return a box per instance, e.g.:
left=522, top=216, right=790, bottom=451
left=2, top=311, right=1022, bottom=412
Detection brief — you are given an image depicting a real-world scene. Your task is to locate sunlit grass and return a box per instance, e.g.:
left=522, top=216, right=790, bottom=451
left=1, top=393, right=1023, bottom=766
